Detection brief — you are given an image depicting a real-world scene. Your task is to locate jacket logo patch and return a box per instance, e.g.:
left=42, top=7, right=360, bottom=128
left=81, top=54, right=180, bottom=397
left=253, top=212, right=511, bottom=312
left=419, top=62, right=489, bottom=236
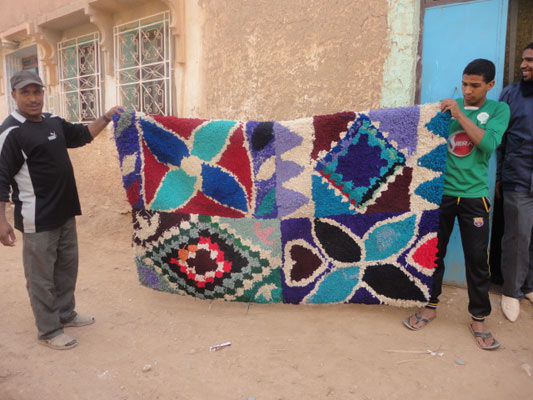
left=473, top=217, right=484, bottom=228
left=48, top=131, right=57, bottom=141
left=448, top=131, right=474, bottom=157
left=477, top=112, right=490, bottom=124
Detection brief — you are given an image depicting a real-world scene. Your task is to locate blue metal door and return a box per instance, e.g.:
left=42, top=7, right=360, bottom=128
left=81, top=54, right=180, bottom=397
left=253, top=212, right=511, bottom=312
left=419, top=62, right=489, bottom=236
left=420, top=0, right=508, bottom=286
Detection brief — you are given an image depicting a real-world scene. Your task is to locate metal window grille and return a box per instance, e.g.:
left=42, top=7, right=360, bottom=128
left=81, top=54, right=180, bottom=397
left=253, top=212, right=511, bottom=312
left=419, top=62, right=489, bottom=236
left=58, top=33, right=102, bottom=123
left=114, top=12, right=172, bottom=116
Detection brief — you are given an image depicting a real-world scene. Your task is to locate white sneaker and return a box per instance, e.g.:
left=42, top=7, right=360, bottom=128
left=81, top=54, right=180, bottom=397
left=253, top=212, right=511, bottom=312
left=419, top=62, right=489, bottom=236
left=525, top=292, right=533, bottom=305
left=501, top=295, right=520, bottom=322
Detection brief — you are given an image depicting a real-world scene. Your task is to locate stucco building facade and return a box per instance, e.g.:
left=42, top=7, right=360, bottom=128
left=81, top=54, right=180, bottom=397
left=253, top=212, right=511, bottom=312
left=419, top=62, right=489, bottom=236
left=0, top=0, right=420, bottom=214
left=0, top=0, right=420, bottom=121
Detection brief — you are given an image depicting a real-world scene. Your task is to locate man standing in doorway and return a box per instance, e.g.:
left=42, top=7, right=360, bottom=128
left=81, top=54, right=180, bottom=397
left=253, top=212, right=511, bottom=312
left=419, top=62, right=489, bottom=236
left=403, top=59, right=510, bottom=350
left=0, top=70, right=122, bottom=350
left=497, top=42, right=533, bottom=322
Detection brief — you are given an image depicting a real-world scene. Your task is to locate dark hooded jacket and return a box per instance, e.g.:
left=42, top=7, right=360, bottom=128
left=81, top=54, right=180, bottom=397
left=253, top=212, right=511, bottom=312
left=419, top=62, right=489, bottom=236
left=497, top=80, right=533, bottom=194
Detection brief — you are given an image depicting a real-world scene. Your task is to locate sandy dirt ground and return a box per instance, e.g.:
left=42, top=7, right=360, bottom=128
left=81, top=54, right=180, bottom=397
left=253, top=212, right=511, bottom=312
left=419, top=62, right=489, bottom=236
left=1, top=133, right=533, bottom=400
left=1, top=209, right=533, bottom=400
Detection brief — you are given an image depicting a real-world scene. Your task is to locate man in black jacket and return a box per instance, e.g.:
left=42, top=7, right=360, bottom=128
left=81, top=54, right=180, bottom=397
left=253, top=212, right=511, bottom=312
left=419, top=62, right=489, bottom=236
left=497, top=42, right=533, bottom=322
left=0, top=70, right=122, bottom=349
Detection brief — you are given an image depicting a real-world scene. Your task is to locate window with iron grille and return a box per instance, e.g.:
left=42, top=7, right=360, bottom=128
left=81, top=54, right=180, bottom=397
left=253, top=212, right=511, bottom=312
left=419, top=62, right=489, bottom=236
left=114, top=12, right=172, bottom=116
left=58, top=33, right=102, bottom=123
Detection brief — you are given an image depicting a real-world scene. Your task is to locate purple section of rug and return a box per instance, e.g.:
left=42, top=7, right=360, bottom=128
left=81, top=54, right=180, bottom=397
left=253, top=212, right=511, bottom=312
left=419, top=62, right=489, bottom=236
left=336, top=133, right=388, bottom=187
left=281, top=218, right=332, bottom=304
left=115, top=113, right=140, bottom=161
left=277, top=159, right=304, bottom=183
left=274, top=122, right=309, bottom=217
left=274, top=122, right=302, bottom=155
left=277, top=188, right=309, bottom=218
left=418, top=209, right=440, bottom=237
left=349, top=286, right=380, bottom=304
left=369, top=106, right=420, bottom=156
left=138, top=266, right=160, bottom=289
left=246, top=121, right=278, bottom=218
left=246, top=121, right=275, bottom=174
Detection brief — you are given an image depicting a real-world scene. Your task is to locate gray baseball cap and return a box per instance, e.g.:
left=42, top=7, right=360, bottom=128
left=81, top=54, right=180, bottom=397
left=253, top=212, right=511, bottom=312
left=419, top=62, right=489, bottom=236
left=10, top=70, right=44, bottom=90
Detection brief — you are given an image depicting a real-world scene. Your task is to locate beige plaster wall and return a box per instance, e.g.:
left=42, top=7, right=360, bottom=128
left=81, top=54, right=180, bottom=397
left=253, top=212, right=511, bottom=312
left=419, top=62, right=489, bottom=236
left=1, top=0, right=391, bottom=121
left=68, top=128, right=132, bottom=217
left=0, top=0, right=393, bottom=216
left=0, top=0, right=82, bottom=33
left=198, top=0, right=389, bottom=121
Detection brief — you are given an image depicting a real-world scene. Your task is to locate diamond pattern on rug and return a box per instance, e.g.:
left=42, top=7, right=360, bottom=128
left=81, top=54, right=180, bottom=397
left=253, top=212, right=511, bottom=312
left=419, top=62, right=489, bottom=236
left=314, top=115, right=406, bottom=214
left=136, top=213, right=281, bottom=302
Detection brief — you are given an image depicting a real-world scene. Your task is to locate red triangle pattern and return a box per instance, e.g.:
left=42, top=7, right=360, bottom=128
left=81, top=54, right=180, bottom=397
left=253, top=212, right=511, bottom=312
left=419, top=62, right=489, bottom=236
left=151, top=115, right=207, bottom=140
left=217, top=125, right=253, bottom=205
left=412, top=237, right=438, bottom=270
left=142, top=139, right=170, bottom=205
left=178, top=191, right=246, bottom=218
left=126, top=180, right=140, bottom=207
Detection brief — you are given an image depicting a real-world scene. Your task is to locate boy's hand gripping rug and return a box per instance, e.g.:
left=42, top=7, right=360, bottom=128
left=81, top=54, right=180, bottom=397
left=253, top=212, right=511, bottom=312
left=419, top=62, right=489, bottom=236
left=113, top=104, right=450, bottom=306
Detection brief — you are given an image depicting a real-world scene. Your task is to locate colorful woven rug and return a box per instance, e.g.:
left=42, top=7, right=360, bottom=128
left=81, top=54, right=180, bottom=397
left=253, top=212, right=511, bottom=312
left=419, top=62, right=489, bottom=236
left=113, top=105, right=450, bottom=306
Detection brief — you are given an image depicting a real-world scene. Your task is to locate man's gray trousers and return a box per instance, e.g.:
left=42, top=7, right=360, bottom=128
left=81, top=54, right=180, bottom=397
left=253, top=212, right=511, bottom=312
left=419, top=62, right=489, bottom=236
left=22, top=217, right=78, bottom=339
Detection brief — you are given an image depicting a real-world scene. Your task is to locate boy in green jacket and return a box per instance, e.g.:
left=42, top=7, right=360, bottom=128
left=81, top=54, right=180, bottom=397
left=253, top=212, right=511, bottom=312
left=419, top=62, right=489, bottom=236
left=403, top=59, right=510, bottom=350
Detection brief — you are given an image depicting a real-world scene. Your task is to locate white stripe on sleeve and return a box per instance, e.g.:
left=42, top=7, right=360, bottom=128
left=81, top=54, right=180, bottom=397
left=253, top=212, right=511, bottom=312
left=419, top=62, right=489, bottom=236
left=13, top=151, right=36, bottom=233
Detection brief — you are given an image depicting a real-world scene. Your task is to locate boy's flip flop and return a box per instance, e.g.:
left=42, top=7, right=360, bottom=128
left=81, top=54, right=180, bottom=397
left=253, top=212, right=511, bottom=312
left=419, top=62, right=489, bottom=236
left=39, top=333, right=78, bottom=350
left=402, top=312, right=433, bottom=331
left=469, top=324, right=500, bottom=350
